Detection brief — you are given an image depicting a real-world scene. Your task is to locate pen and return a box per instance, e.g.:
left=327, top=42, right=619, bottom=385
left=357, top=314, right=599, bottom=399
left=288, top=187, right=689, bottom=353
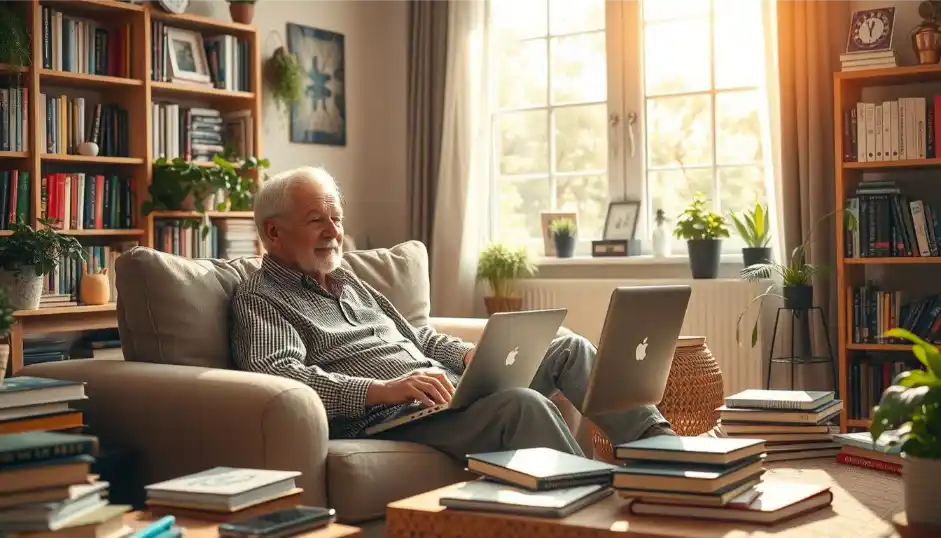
left=130, top=515, right=176, bottom=538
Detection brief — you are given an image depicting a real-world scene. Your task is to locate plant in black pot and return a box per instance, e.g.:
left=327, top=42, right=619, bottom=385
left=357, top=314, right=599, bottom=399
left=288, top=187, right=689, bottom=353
left=730, top=202, right=772, bottom=267
left=0, top=220, right=88, bottom=310
left=549, top=218, right=577, bottom=258
left=673, top=193, right=729, bottom=279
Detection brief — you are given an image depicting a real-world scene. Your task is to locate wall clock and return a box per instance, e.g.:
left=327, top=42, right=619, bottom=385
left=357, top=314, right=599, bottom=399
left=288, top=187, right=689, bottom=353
left=846, top=7, right=896, bottom=54
left=157, top=0, right=189, bottom=14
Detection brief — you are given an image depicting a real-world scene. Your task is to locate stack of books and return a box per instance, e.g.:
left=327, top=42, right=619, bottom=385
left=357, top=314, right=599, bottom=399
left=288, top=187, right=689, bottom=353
left=0, top=431, right=131, bottom=536
left=716, top=389, right=843, bottom=462
left=0, top=377, right=87, bottom=435
left=611, top=436, right=834, bottom=524
left=840, top=50, right=898, bottom=72
left=833, top=430, right=902, bottom=474
left=144, top=467, right=305, bottom=522
left=443, top=447, right=618, bottom=518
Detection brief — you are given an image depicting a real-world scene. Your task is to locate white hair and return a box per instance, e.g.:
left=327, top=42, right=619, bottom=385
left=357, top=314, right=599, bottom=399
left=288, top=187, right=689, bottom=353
left=253, top=166, right=340, bottom=246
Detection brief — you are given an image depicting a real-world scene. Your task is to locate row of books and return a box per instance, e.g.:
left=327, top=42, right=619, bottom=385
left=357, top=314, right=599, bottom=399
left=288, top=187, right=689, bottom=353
left=0, top=85, right=28, bottom=153
left=847, top=284, right=941, bottom=345
left=154, top=219, right=256, bottom=260
left=833, top=431, right=901, bottom=474
left=839, top=49, right=897, bottom=72
left=42, top=242, right=136, bottom=302
left=150, top=20, right=252, bottom=93
left=846, top=357, right=914, bottom=421
left=843, top=180, right=940, bottom=259
left=0, top=169, right=30, bottom=230
left=40, top=95, right=129, bottom=158
left=40, top=6, right=131, bottom=79
left=40, top=172, right=136, bottom=231
left=841, top=96, right=935, bottom=163
left=152, top=105, right=226, bottom=163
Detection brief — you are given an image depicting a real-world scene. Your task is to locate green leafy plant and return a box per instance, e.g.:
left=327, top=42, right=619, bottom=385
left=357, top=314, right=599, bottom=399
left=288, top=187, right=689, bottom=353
left=0, top=220, right=87, bottom=277
left=0, top=3, right=31, bottom=69
left=0, top=288, right=14, bottom=336
left=476, top=243, right=537, bottom=298
left=871, top=328, right=941, bottom=459
left=730, top=203, right=772, bottom=248
left=549, top=218, right=577, bottom=238
left=264, top=47, right=305, bottom=112
left=673, top=193, right=730, bottom=241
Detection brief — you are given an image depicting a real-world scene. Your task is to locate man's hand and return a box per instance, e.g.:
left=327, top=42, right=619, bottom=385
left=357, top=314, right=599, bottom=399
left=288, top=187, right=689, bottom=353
left=366, top=368, right=456, bottom=407
left=463, top=347, right=476, bottom=367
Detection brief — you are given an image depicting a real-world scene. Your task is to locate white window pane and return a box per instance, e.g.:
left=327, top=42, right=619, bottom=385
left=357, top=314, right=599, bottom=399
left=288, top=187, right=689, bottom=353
left=718, top=165, right=767, bottom=217
left=646, top=95, right=713, bottom=167
left=714, top=6, right=764, bottom=89
left=642, top=0, right=710, bottom=22
left=549, top=0, right=605, bottom=34
left=644, top=19, right=710, bottom=94
left=716, top=90, right=763, bottom=165
left=648, top=168, right=715, bottom=228
left=498, top=110, right=549, bottom=175
left=550, top=32, right=607, bottom=104
left=556, top=174, right=609, bottom=240
left=498, top=39, right=548, bottom=109
left=554, top=104, right=608, bottom=172
left=497, top=177, right=551, bottom=247
left=491, top=0, right=547, bottom=40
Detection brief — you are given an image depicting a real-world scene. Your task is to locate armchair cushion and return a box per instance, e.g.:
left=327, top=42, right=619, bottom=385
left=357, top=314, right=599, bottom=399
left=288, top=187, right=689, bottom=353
left=341, top=240, right=430, bottom=326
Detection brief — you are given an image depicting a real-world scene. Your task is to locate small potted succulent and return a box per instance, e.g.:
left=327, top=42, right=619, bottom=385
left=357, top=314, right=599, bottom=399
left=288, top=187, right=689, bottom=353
left=673, top=193, right=730, bottom=279
left=476, top=243, right=536, bottom=315
left=0, top=287, right=13, bottom=383
left=227, top=0, right=256, bottom=24
left=730, top=202, right=772, bottom=267
left=549, top=218, right=577, bottom=258
left=0, top=220, right=87, bottom=310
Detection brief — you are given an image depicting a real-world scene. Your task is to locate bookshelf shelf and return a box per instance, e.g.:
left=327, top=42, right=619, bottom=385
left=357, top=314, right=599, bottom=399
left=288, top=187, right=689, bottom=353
left=845, top=343, right=923, bottom=351
left=13, top=303, right=117, bottom=317
left=844, top=256, right=941, bottom=265
left=846, top=419, right=871, bottom=429
left=836, top=63, right=941, bottom=86
left=150, top=81, right=254, bottom=102
left=150, top=210, right=255, bottom=219
left=41, top=154, right=144, bottom=165
left=0, top=63, right=29, bottom=74
left=55, top=0, right=146, bottom=13
left=149, top=9, right=256, bottom=36
left=39, top=69, right=143, bottom=88
left=843, top=157, right=941, bottom=170
left=0, top=152, right=30, bottom=159
left=60, top=229, right=146, bottom=236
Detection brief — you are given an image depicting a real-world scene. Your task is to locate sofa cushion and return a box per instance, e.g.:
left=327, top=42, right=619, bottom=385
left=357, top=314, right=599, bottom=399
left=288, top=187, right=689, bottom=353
left=341, top=240, right=431, bottom=326
left=325, top=439, right=472, bottom=523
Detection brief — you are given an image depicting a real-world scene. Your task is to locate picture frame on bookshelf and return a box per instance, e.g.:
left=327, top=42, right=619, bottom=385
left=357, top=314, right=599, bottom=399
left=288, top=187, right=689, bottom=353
left=287, top=22, right=346, bottom=146
left=166, top=27, right=212, bottom=86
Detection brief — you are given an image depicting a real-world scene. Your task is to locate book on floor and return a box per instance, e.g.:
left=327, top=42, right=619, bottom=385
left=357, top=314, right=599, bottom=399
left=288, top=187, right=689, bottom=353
left=439, top=479, right=613, bottom=518
left=616, top=474, right=762, bottom=507
left=613, top=436, right=766, bottom=466
left=724, top=389, right=834, bottom=411
left=0, top=431, right=98, bottom=468
left=466, top=447, right=619, bottom=491
left=612, top=455, right=765, bottom=494
left=717, top=399, right=843, bottom=425
left=0, top=378, right=86, bottom=410
left=0, top=481, right=109, bottom=532
left=144, top=467, right=302, bottom=513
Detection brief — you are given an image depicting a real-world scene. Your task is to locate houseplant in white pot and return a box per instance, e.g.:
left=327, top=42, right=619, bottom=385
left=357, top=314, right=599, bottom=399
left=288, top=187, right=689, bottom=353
left=871, top=328, right=941, bottom=527
left=0, top=288, right=13, bottom=383
left=0, top=220, right=87, bottom=309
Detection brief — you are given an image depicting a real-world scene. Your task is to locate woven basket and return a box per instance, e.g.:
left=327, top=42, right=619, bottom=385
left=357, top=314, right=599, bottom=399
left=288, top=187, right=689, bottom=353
left=590, top=336, right=724, bottom=463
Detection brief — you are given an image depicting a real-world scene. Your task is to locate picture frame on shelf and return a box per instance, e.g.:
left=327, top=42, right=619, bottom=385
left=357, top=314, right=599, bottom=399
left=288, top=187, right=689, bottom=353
left=540, top=211, right=577, bottom=257
left=166, top=27, right=212, bottom=86
left=287, top=22, right=347, bottom=146
left=603, top=200, right=641, bottom=240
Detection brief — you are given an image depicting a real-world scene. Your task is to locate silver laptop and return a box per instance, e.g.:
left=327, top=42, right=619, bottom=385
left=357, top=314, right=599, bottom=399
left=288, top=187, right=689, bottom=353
left=580, top=285, right=691, bottom=416
left=365, top=308, right=568, bottom=436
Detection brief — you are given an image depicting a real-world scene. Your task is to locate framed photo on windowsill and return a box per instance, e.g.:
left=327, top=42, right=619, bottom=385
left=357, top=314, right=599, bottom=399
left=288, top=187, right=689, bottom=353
left=603, top=200, right=641, bottom=240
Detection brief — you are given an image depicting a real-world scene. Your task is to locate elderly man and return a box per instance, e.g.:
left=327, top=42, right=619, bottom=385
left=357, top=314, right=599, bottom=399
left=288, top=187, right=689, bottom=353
left=231, top=166, right=674, bottom=461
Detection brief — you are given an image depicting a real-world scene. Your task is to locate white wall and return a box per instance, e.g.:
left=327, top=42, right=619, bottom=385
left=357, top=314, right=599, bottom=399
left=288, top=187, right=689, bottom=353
left=185, top=0, right=409, bottom=248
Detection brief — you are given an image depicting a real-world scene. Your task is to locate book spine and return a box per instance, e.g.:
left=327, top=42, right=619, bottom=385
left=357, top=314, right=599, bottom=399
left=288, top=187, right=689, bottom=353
left=0, top=438, right=96, bottom=468
left=835, top=452, right=901, bottom=474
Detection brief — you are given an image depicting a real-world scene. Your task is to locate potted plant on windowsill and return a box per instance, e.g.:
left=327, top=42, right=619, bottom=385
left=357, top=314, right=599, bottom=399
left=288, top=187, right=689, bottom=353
left=0, top=220, right=88, bottom=310
left=731, top=202, right=772, bottom=267
left=549, top=218, right=577, bottom=259
left=476, top=243, right=536, bottom=315
left=871, top=328, right=941, bottom=528
left=673, top=193, right=730, bottom=279
left=0, top=288, right=13, bottom=383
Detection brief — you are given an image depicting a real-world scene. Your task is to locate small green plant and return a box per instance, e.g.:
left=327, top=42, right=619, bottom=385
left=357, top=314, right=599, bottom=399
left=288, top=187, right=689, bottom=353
left=0, top=220, right=87, bottom=277
left=265, top=47, right=305, bottom=112
left=730, top=203, right=772, bottom=248
left=0, top=288, right=14, bottom=336
left=0, top=4, right=31, bottom=69
left=549, top=218, right=577, bottom=238
left=476, top=243, right=537, bottom=298
left=673, top=193, right=730, bottom=241
left=871, top=328, right=941, bottom=459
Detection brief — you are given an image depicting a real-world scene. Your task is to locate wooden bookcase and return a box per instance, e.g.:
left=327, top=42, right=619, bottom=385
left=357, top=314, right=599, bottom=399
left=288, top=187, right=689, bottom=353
left=834, top=63, right=941, bottom=432
left=0, top=0, right=263, bottom=374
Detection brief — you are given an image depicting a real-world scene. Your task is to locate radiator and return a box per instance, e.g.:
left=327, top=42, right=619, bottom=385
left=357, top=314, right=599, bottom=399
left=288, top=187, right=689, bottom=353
left=516, top=279, right=767, bottom=397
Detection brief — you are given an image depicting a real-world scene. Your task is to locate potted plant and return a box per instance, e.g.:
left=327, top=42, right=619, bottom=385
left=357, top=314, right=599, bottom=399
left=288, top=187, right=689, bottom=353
left=871, top=328, right=941, bottom=527
left=549, top=218, right=577, bottom=258
left=265, top=46, right=305, bottom=113
left=476, top=243, right=536, bottom=315
left=731, top=202, right=772, bottom=267
left=0, top=220, right=88, bottom=310
left=227, top=0, right=256, bottom=24
left=673, top=193, right=730, bottom=279
left=0, top=288, right=13, bottom=383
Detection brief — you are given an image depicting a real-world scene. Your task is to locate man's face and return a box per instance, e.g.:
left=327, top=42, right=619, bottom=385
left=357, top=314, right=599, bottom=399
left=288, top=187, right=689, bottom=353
left=266, top=181, right=344, bottom=276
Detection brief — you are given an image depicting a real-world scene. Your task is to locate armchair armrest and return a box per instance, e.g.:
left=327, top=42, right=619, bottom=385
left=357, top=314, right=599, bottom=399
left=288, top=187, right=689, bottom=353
left=20, top=360, right=329, bottom=507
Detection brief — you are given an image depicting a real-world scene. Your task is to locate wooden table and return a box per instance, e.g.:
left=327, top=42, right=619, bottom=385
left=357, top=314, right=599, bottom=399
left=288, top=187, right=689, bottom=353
left=386, top=459, right=905, bottom=538
left=124, top=511, right=362, bottom=538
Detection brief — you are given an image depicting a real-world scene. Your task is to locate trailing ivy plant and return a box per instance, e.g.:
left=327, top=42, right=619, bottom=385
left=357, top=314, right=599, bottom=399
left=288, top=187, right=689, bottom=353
left=265, top=47, right=305, bottom=112
left=0, top=220, right=87, bottom=276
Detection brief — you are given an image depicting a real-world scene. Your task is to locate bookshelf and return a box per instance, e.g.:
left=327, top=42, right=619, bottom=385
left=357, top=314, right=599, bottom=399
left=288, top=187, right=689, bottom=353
left=0, top=0, right=263, bottom=374
left=834, top=62, right=941, bottom=432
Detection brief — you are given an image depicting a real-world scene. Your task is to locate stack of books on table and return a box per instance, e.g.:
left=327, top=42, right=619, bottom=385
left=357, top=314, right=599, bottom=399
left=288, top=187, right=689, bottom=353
left=0, top=377, right=87, bottom=435
left=611, top=436, right=834, bottom=524
left=0, top=431, right=131, bottom=537
left=833, top=430, right=902, bottom=474
left=840, top=50, right=898, bottom=72
left=144, top=467, right=304, bottom=522
left=443, top=447, right=618, bottom=518
left=716, top=389, right=842, bottom=462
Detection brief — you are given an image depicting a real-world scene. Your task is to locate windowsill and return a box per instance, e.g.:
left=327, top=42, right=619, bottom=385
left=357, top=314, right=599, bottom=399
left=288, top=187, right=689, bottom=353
left=536, top=254, right=745, bottom=267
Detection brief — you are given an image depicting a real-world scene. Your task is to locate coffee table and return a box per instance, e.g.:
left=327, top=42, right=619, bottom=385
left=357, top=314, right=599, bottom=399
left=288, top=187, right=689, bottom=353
left=124, top=511, right=362, bottom=538
left=386, top=459, right=904, bottom=538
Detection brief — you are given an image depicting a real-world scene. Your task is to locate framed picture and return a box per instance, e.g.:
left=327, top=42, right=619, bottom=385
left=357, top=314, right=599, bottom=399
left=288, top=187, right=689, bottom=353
left=603, top=200, right=641, bottom=240
left=165, top=27, right=212, bottom=85
left=540, top=211, right=577, bottom=257
left=287, top=23, right=347, bottom=146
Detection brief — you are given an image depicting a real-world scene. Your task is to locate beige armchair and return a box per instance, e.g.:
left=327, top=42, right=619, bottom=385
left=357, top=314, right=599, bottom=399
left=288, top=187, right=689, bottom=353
left=20, top=242, right=585, bottom=534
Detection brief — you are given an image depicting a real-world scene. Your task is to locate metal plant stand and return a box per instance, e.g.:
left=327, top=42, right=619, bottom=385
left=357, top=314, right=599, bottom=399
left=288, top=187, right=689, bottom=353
left=765, top=306, right=839, bottom=398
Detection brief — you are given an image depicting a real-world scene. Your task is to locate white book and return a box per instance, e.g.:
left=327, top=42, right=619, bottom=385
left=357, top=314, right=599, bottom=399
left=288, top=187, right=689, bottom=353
left=874, top=104, right=883, bottom=160
left=855, top=102, right=866, bottom=162
left=865, top=103, right=876, bottom=161
left=725, top=389, right=835, bottom=411
left=916, top=96, right=927, bottom=159
left=882, top=101, right=891, bottom=160
left=905, top=97, right=917, bottom=159
left=889, top=100, right=900, bottom=160
left=910, top=200, right=932, bottom=256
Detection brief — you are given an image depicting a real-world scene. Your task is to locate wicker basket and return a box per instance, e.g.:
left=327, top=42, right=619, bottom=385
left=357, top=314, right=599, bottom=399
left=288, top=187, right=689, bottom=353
left=590, top=336, right=724, bottom=463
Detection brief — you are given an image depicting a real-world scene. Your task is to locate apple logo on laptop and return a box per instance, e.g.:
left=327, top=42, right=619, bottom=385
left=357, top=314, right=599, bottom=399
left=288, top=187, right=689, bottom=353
left=505, top=346, right=519, bottom=366
left=635, top=337, right=648, bottom=361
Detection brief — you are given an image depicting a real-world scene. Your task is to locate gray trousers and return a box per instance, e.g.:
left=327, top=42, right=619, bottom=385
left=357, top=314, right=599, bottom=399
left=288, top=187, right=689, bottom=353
left=373, top=334, right=669, bottom=459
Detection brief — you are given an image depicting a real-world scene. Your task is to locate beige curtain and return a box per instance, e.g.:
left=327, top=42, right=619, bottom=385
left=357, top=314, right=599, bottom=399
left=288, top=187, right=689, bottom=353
left=407, top=0, right=450, bottom=255
left=771, top=0, right=850, bottom=391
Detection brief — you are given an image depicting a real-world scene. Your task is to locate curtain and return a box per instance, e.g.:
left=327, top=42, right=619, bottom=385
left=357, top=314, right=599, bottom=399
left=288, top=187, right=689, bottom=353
left=428, top=0, right=492, bottom=318
left=407, top=1, right=450, bottom=254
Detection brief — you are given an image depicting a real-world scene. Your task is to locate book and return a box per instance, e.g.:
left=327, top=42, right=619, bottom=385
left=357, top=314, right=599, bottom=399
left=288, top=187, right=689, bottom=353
left=717, top=399, right=843, bottom=425
left=0, top=455, right=95, bottom=496
left=613, top=436, right=766, bottom=466
left=465, top=447, right=618, bottom=491
left=0, top=377, right=86, bottom=409
left=0, top=431, right=98, bottom=469
left=144, top=467, right=301, bottom=512
left=612, top=455, right=765, bottom=494
left=0, top=481, right=109, bottom=531
left=616, top=475, right=761, bottom=507
left=724, top=389, right=834, bottom=411
left=439, top=479, right=613, bottom=518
